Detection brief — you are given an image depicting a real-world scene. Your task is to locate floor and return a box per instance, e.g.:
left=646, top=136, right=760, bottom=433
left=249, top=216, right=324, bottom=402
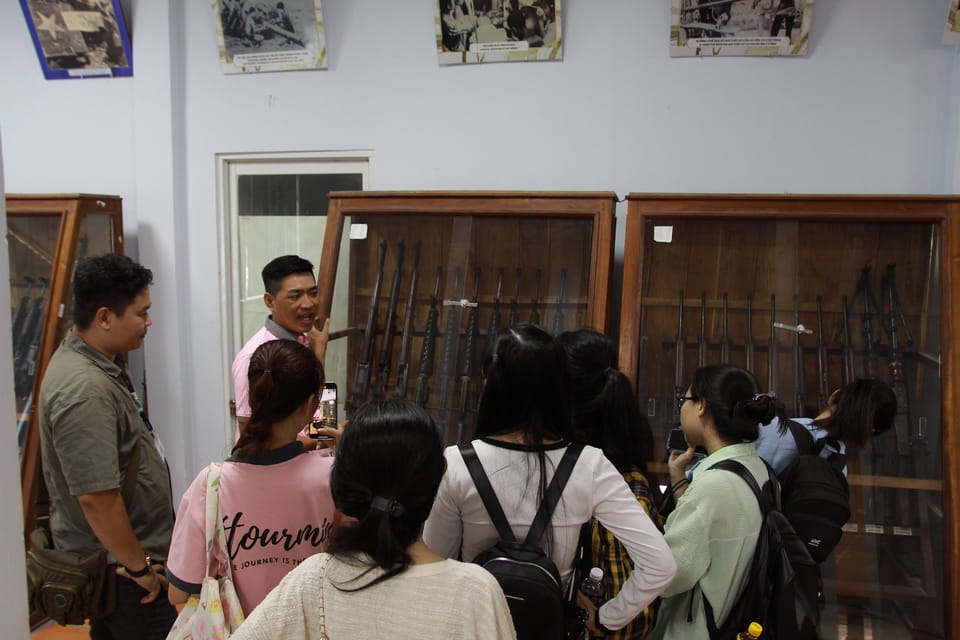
left=30, top=622, right=88, bottom=639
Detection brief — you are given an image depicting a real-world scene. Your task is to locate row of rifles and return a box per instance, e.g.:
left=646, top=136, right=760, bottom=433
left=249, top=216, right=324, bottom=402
left=348, top=240, right=569, bottom=443
left=667, top=263, right=926, bottom=468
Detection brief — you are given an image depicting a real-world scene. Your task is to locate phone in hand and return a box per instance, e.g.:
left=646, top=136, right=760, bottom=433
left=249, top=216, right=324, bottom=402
left=666, top=427, right=707, bottom=457
left=308, top=382, right=337, bottom=440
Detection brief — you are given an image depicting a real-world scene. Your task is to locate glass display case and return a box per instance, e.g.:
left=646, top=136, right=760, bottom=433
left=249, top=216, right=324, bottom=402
left=6, top=194, right=124, bottom=541
left=618, top=194, right=959, bottom=640
left=317, top=191, right=616, bottom=445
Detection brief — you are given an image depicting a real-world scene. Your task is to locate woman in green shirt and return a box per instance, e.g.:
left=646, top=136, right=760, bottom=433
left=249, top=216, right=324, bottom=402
left=648, top=364, right=776, bottom=640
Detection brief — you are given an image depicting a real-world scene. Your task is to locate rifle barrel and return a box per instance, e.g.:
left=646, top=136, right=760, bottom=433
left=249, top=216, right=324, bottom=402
left=393, top=242, right=422, bottom=399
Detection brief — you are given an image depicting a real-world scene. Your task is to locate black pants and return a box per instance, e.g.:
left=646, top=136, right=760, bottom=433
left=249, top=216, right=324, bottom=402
left=89, top=576, right=178, bottom=640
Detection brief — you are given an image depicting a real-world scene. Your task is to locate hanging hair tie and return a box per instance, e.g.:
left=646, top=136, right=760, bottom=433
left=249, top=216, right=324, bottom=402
left=369, top=496, right=406, bottom=518
left=753, top=392, right=774, bottom=401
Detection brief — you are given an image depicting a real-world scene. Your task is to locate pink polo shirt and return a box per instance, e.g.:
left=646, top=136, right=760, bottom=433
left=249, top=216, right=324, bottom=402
left=166, top=443, right=337, bottom=615
left=231, top=317, right=310, bottom=432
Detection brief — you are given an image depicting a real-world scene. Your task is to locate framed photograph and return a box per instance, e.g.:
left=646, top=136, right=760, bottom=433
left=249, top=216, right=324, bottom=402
left=214, top=0, right=327, bottom=74
left=19, top=0, right=133, bottom=79
left=671, top=0, right=814, bottom=57
left=435, top=0, right=562, bottom=66
left=944, top=0, right=960, bottom=45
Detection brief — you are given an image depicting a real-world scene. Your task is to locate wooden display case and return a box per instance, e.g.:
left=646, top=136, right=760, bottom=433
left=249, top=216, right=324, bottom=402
left=7, top=194, right=124, bottom=544
left=317, top=191, right=616, bottom=445
left=618, top=194, right=959, bottom=640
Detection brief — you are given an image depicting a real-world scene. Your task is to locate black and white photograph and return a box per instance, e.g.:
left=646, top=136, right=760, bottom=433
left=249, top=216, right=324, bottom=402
left=215, top=0, right=327, bottom=74
left=944, top=0, right=960, bottom=45
left=19, top=0, right=132, bottom=79
left=671, top=0, right=813, bottom=57
left=436, top=0, right=562, bottom=66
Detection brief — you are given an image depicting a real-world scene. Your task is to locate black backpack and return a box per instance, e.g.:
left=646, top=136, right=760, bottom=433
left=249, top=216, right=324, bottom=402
left=460, top=442, right=584, bottom=640
left=704, top=459, right=820, bottom=640
left=778, top=420, right=851, bottom=564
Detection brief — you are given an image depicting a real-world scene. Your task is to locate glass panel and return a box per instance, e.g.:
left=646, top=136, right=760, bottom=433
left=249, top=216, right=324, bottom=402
left=7, top=214, right=61, bottom=457
left=638, top=218, right=943, bottom=639
left=329, top=213, right=595, bottom=444
left=236, top=173, right=363, bottom=346
left=61, top=213, right=116, bottom=328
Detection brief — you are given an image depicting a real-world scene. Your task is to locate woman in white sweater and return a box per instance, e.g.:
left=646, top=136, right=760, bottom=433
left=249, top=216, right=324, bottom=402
left=423, top=324, right=676, bottom=638
left=233, top=399, right=516, bottom=640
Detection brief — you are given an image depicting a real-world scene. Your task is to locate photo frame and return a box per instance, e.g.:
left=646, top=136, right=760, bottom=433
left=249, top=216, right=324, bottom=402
left=435, top=0, right=562, bottom=66
left=944, top=0, right=960, bottom=45
left=214, top=0, right=328, bottom=74
left=19, top=0, right=133, bottom=80
left=670, top=0, right=814, bottom=57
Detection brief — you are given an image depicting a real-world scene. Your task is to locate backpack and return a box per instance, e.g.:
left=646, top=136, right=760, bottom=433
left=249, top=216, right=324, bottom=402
left=779, top=419, right=851, bottom=563
left=460, top=442, right=584, bottom=640
left=703, top=459, right=820, bottom=640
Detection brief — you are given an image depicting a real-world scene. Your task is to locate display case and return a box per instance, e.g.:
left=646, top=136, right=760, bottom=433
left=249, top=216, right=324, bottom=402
left=317, top=191, right=616, bottom=445
left=7, top=194, right=124, bottom=541
left=618, top=194, right=959, bottom=640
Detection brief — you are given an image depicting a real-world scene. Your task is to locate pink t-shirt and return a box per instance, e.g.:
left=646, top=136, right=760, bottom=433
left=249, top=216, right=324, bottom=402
left=231, top=319, right=310, bottom=421
left=166, top=443, right=337, bottom=614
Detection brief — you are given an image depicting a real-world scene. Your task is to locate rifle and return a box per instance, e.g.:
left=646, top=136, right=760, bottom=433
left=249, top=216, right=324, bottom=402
left=436, top=268, right=465, bottom=439
left=457, top=268, right=481, bottom=443
left=553, top=268, right=567, bottom=336
left=349, top=240, right=387, bottom=411
left=720, top=292, right=730, bottom=363
left=10, top=275, right=35, bottom=345
left=882, top=264, right=910, bottom=456
left=768, top=293, right=778, bottom=396
left=414, top=267, right=443, bottom=408
left=507, top=268, right=522, bottom=328
left=840, top=295, right=854, bottom=385
left=697, top=292, right=708, bottom=368
left=671, top=291, right=685, bottom=430
left=853, top=266, right=881, bottom=380
left=488, top=268, right=504, bottom=346
left=815, top=296, right=829, bottom=409
left=374, top=241, right=406, bottom=399
left=393, top=241, right=422, bottom=399
left=530, top=268, right=542, bottom=326
left=746, top=295, right=756, bottom=373
left=793, top=295, right=805, bottom=417
left=14, top=276, right=49, bottom=398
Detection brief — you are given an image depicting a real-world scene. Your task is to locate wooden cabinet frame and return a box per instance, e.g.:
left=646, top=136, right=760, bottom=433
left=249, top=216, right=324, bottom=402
left=618, top=193, right=959, bottom=639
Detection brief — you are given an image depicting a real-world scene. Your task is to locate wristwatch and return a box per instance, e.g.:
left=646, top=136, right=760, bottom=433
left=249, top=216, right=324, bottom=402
left=124, top=555, right=152, bottom=578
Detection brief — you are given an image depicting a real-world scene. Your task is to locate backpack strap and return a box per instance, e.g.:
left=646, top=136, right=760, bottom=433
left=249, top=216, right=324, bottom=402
left=785, top=419, right=816, bottom=456
left=525, top=443, right=585, bottom=547
left=460, top=443, right=517, bottom=543
left=812, top=437, right=847, bottom=474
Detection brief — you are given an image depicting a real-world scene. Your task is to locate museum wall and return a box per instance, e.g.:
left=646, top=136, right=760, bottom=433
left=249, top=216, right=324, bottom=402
left=0, top=0, right=958, bottom=504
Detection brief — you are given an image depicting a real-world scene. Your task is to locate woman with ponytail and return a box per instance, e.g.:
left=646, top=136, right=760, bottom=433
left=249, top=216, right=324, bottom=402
left=648, top=364, right=777, bottom=640
left=559, top=328, right=662, bottom=639
left=232, top=398, right=516, bottom=640
left=166, top=340, right=339, bottom=614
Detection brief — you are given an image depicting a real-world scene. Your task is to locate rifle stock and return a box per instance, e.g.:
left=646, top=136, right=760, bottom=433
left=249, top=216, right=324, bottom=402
left=393, top=242, right=422, bottom=399
left=350, top=240, right=387, bottom=410
left=841, top=295, right=854, bottom=385
left=374, top=241, right=406, bottom=398
left=414, top=267, right=442, bottom=407
left=457, top=268, right=481, bottom=443
left=488, top=268, right=504, bottom=346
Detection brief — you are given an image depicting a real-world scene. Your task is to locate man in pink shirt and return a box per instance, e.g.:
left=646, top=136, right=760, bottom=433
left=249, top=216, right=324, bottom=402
left=231, top=255, right=329, bottom=438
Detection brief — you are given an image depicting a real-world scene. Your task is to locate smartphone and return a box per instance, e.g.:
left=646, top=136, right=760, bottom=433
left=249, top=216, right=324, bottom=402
left=666, top=428, right=708, bottom=457
left=308, top=382, right=337, bottom=440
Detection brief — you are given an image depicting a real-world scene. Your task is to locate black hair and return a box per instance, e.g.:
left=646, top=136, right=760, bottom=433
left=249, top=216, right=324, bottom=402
left=326, top=399, right=444, bottom=591
left=73, top=253, right=153, bottom=330
left=233, top=340, right=322, bottom=458
left=558, top=328, right=653, bottom=475
left=261, top=255, right=314, bottom=296
left=689, top=364, right=776, bottom=444
left=812, top=378, right=897, bottom=448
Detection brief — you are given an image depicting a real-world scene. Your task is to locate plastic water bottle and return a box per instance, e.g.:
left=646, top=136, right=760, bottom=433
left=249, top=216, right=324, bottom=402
left=580, top=567, right=605, bottom=607
left=737, top=622, right=763, bottom=640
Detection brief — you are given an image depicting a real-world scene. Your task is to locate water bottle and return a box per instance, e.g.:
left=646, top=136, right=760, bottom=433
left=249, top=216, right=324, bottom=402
left=737, top=622, right=763, bottom=640
left=580, top=567, right=605, bottom=607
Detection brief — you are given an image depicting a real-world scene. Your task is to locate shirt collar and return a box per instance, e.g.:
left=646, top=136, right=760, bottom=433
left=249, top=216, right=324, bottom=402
left=227, top=440, right=306, bottom=465
left=64, top=331, right=124, bottom=378
left=692, top=442, right=758, bottom=481
left=264, top=315, right=305, bottom=342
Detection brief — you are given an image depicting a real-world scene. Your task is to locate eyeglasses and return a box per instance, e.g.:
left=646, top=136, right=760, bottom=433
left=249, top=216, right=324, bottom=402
left=676, top=395, right=698, bottom=413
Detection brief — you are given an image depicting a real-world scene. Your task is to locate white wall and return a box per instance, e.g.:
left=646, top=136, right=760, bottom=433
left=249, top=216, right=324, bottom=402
left=1, top=0, right=958, bottom=508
